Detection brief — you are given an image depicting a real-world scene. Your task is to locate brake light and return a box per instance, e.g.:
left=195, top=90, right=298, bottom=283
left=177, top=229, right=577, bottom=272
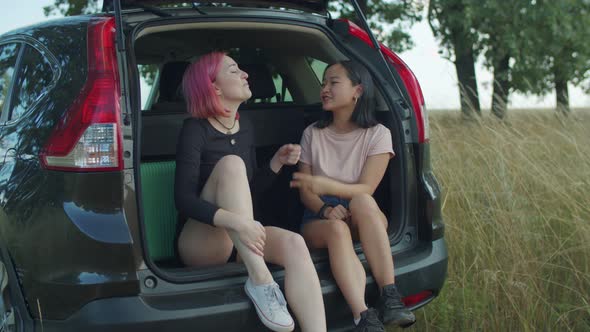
left=402, top=290, right=434, bottom=307
left=40, top=17, right=123, bottom=171
left=339, top=19, right=429, bottom=143
left=383, top=50, right=429, bottom=143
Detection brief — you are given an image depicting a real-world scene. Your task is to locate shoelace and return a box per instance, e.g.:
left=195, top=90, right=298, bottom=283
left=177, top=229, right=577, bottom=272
left=265, top=283, right=288, bottom=317
left=357, top=310, right=383, bottom=332
left=383, top=288, right=404, bottom=309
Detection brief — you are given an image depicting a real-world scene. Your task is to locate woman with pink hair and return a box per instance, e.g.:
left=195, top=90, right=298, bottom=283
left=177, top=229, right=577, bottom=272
left=175, top=52, right=326, bottom=332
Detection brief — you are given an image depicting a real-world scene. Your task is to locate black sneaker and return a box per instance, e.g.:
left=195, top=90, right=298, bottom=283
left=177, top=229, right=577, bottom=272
left=353, top=308, right=385, bottom=332
left=377, top=284, right=416, bottom=328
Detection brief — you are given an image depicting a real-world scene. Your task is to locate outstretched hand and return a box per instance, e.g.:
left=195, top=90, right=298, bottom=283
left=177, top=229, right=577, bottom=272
left=290, top=172, right=330, bottom=196
left=276, top=144, right=301, bottom=166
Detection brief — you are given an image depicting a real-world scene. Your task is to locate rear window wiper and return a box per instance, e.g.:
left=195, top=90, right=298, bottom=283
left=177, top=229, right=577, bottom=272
left=191, top=3, right=208, bottom=15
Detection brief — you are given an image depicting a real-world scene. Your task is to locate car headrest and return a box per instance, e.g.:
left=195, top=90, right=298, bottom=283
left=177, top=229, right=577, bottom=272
left=159, top=61, right=190, bottom=102
left=240, top=63, right=277, bottom=100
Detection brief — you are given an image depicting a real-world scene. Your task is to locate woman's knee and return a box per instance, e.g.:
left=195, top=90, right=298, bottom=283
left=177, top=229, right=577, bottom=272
left=281, top=232, right=309, bottom=256
left=349, top=193, right=380, bottom=216
left=325, top=219, right=353, bottom=243
left=349, top=194, right=381, bottom=224
left=349, top=194, right=387, bottom=230
left=215, top=155, right=247, bottom=177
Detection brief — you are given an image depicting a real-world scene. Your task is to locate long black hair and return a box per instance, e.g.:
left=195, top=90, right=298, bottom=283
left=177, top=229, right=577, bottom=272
left=315, top=60, right=378, bottom=129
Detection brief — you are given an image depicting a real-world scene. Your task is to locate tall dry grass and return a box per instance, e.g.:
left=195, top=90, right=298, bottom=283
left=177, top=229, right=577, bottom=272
left=401, top=109, right=590, bottom=331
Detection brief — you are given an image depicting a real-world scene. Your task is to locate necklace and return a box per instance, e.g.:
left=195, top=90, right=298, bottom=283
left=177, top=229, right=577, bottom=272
left=212, top=116, right=237, bottom=135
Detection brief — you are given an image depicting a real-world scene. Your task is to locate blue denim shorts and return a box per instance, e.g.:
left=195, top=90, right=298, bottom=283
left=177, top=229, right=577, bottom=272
left=300, top=195, right=350, bottom=229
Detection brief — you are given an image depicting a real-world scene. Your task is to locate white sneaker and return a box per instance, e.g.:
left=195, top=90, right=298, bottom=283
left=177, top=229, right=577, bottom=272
left=244, top=278, right=295, bottom=332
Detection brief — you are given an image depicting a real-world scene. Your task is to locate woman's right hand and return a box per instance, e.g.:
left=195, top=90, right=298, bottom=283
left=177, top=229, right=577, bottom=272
left=324, top=204, right=350, bottom=221
left=237, top=220, right=267, bottom=256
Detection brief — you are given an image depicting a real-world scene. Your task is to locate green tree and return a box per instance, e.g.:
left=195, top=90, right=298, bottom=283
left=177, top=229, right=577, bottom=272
left=428, top=0, right=482, bottom=118
left=512, top=0, right=590, bottom=114
left=43, top=0, right=100, bottom=16
left=474, top=0, right=590, bottom=117
left=474, top=1, right=530, bottom=119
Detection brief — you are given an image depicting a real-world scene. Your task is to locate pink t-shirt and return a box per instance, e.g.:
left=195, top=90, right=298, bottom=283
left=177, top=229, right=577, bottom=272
left=299, top=123, right=395, bottom=184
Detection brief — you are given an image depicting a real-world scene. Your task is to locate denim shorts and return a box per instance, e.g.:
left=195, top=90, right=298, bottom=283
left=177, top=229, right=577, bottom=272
left=300, top=195, right=350, bottom=229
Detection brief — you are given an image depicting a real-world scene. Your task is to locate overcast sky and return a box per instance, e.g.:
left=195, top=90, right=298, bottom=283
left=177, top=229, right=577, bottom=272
left=1, top=0, right=588, bottom=110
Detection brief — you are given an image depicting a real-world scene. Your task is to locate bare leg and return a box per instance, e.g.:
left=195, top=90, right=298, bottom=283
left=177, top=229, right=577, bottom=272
left=179, top=155, right=272, bottom=284
left=349, top=193, right=394, bottom=289
left=263, top=227, right=326, bottom=332
left=302, top=219, right=367, bottom=319
left=177, top=219, right=233, bottom=266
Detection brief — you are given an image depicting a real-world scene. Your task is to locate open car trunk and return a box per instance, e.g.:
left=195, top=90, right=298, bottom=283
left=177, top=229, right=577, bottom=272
left=128, top=13, right=412, bottom=282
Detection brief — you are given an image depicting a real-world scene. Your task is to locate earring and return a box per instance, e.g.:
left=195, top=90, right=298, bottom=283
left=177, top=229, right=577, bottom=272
left=353, top=96, right=358, bottom=105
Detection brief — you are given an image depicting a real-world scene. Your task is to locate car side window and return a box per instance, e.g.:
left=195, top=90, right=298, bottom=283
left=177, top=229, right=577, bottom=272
left=0, top=43, right=20, bottom=118
left=306, top=57, right=328, bottom=84
left=269, top=73, right=293, bottom=103
left=138, top=64, right=159, bottom=111
left=242, top=64, right=294, bottom=105
left=8, top=45, right=54, bottom=121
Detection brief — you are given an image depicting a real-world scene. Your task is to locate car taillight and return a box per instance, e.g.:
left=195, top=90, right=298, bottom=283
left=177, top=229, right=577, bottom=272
left=40, top=17, right=123, bottom=171
left=385, top=51, right=429, bottom=143
left=402, top=290, right=434, bottom=307
left=339, top=19, right=429, bottom=143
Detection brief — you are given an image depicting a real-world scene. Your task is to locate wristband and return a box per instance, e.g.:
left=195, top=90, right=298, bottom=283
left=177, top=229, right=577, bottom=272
left=317, top=203, right=332, bottom=219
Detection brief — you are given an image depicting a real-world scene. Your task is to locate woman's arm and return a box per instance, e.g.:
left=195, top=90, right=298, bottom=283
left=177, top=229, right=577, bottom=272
left=292, top=153, right=390, bottom=200
left=247, top=108, right=300, bottom=191
left=174, top=120, right=220, bottom=225
left=298, top=162, right=327, bottom=215
left=251, top=143, right=301, bottom=198
left=297, top=162, right=352, bottom=221
left=212, top=209, right=266, bottom=256
left=270, top=144, right=301, bottom=173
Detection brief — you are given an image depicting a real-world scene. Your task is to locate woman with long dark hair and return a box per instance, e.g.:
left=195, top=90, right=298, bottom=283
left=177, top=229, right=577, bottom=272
left=291, top=60, right=415, bottom=332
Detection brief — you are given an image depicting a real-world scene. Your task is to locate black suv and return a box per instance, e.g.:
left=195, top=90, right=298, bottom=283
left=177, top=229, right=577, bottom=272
left=0, top=1, right=447, bottom=331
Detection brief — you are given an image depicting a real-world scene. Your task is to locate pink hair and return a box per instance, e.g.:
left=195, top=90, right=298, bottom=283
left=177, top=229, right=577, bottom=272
left=182, top=52, right=229, bottom=118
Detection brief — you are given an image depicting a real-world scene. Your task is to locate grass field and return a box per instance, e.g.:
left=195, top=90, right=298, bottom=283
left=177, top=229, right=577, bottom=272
left=395, top=109, right=590, bottom=331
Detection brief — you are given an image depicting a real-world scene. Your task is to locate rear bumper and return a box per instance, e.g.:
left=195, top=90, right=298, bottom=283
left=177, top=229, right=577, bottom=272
left=395, top=237, right=448, bottom=306
left=34, top=238, right=448, bottom=332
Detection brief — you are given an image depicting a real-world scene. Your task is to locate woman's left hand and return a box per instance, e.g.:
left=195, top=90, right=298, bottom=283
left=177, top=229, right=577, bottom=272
left=276, top=144, right=301, bottom=166
left=290, top=172, right=330, bottom=195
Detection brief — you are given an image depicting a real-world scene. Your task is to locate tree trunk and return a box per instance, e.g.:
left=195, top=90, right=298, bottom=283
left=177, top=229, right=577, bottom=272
left=491, top=55, right=511, bottom=119
left=428, top=0, right=480, bottom=118
left=454, top=46, right=481, bottom=118
left=555, top=74, right=570, bottom=114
